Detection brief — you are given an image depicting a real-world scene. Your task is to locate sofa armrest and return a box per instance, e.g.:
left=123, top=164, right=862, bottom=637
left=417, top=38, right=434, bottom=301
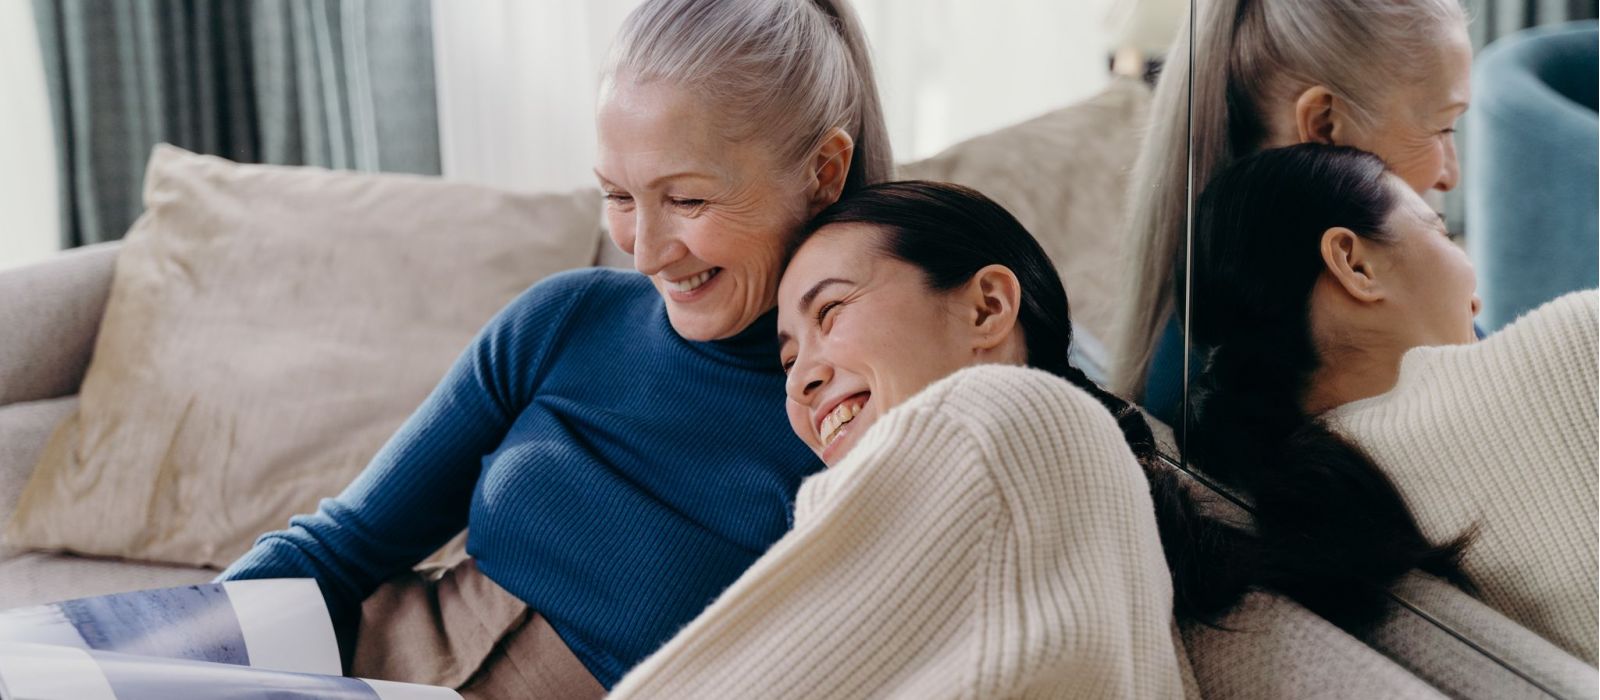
left=0, top=242, right=120, bottom=406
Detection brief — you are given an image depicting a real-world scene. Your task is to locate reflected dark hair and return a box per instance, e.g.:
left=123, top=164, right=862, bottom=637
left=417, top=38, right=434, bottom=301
left=1189, top=143, right=1475, bottom=633
left=797, top=180, right=1250, bottom=623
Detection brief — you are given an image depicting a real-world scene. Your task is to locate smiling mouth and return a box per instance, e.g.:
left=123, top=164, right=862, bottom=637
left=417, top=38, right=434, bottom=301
left=664, top=268, right=721, bottom=293
left=820, top=392, right=870, bottom=448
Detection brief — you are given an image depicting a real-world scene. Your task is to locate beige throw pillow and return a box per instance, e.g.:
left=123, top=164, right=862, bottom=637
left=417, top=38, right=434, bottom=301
left=6, top=145, right=603, bottom=567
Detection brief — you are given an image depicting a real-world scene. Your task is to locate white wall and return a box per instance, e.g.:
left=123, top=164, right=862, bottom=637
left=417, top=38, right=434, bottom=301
left=431, top=0, right=1163, bottom=192
left=0, top=0, right=61, bottom=270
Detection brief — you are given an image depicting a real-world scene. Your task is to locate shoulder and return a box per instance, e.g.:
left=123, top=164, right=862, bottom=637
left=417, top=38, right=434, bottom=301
left=1401, top=290, right=1595, bottom=396
left=909, top=364, right=1124, bottom=443
left=1493, top=290, right=1597, bottom=348
left=901, top=365, right=1138, bottom=487
left=508, top=267, right=652, bottom=313
left=488, top=268, right=652, bottom=332
left=1330, top=291, right=1597, bottom=432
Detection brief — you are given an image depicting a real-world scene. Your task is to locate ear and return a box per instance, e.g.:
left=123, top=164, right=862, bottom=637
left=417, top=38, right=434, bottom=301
left=806, top=128, right=855, bottom=216
left=1292, top=86, right=1355, bottom=145
left=960, top=264, right=1024, bottom=353
left=1319, top=227, right=1386, bottom=303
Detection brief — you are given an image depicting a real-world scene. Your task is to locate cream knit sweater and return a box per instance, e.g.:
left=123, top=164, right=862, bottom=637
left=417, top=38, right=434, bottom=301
left=1326, top=290, right=1598, bottom=664
left=610, top=364, right=1186, bottom=699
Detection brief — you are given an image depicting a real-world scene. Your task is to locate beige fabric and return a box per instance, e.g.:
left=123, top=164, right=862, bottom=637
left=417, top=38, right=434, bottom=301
left=1327, top=290, right=1599, bottom=664
left=0, top=397, right=76, bottom=529
left=613, top=365, right=1186, bottom=699
left=353, top=558, right=602, bottom=700
left=1369, top=573, right=1600, bottom=699
left=6, top=145, right=604, bottom=567
left=898, top=79, right=1150, bottom=348
left=1183, top=592, right=1447, bottom=699
left=0, top=549, right=212, bottom=609
left=0, top=242, right=118, bottom=406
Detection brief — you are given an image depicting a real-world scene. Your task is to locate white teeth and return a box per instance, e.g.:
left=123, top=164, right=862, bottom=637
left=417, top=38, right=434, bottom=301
left=820, top=401, right=863, bottom=447
left=666, top=269, right=716, bottom=293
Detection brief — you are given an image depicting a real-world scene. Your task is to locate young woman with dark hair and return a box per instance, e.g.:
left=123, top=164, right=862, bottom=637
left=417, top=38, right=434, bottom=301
left=1188, top=143, right=1596, bottom=661
left=611, top=181, right=1246, bottom=699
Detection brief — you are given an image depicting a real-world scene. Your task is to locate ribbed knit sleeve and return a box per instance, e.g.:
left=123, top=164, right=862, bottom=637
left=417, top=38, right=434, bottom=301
left=218, top=270, right=594, bottom=643
left=610, top=364, right=1186, bottom=699
left=1326, top=290, right=1598, bottom=664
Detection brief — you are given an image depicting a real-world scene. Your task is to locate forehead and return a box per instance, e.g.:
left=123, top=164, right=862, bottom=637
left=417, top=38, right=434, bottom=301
left=1408, top=29, right=1473, bottom=111
left=780, top=225, right=884, bottom=297
left=595, top=79, right=758, bottom=184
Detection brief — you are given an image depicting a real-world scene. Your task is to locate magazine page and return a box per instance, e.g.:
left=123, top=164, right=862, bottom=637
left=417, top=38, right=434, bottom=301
left=0, top=579, right=338, bottom=676
left=0, top=642, right=460, bottom=700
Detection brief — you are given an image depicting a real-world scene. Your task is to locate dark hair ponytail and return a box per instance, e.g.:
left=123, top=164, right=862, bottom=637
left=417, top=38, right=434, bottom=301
left=1188, top=144, right=1474, bottom=632
left=799, top=180, right=1251, bottom=623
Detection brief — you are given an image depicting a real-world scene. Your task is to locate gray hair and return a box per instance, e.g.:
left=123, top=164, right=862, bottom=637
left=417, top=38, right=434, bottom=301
left=605, top=0, right=892, bottom=195
left=1109, top=0, right=1466, bottom=399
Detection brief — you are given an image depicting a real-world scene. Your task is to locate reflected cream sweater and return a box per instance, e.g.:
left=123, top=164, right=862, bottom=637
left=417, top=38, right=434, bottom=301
left=610, top=365, right=1186, bottom=699
left=1327, top=290, right=1598, bottom=664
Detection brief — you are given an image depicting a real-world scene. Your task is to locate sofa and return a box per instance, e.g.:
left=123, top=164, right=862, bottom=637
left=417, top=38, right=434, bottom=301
left=1467, top=20, right=1599, bottom=331
left=0, top=80, right=1593, bottom=698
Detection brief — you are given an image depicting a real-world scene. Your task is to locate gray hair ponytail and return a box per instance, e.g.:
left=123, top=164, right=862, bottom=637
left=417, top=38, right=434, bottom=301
left=606, top=0, right=892, bottom=194
left=1109, top=0, right=1465, bottom=399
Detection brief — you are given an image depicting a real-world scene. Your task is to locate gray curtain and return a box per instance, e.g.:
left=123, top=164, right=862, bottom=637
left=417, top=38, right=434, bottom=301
left=33, top=0, right=441, bottom=248
left=1468, top=0, right=1598, bottom=49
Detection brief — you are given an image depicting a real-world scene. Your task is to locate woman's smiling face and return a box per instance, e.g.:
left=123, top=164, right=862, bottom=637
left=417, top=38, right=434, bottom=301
left=777, top=224, right=984, bottom=466
left=596, top=80, right=815, bottom=341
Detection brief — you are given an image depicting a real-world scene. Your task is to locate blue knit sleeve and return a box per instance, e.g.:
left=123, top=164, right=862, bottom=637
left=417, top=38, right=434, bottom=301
left=217, top=269, right=599, bottom=647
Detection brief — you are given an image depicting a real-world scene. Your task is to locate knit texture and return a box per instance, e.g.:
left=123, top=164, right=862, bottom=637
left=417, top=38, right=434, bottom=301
left=1326, top=290, right=1598, bottom=664
left=218, top=268, right=822, bottom=687
left=610, top=364, right=1186, bottom=699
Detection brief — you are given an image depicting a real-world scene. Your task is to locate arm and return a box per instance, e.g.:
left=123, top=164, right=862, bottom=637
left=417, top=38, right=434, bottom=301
left=610, top=365, right=1185, bottom=699
left=217, top=271, right=595, bottom=644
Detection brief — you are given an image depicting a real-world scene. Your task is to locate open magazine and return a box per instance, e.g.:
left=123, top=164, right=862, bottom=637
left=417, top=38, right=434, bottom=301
left=0, top=579, right=458, bottom=700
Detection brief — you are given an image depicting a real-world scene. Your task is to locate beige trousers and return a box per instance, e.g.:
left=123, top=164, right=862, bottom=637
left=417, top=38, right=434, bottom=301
left=350, top=559, right=605, bottom=700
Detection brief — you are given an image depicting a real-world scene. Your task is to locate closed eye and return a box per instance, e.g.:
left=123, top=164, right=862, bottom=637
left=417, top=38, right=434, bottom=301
left=781, top=357, right=795, bottom=374
left=815, top=300, right=842, bottom=325
left=670, top=198, right=706, bottom=209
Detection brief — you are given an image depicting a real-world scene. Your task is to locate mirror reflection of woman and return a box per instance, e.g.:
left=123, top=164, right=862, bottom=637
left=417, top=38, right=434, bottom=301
left=1188, top=143, right=1596, bottom=664
left=612, top=182, right=1247, bottom=699
left=1111, top=0, right=1473, bottom=419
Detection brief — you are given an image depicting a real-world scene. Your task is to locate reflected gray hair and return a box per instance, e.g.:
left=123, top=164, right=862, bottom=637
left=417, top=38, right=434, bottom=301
left=605, top=0, right=892, bottom=194
left=1109, top=0, right=1466, bottom=398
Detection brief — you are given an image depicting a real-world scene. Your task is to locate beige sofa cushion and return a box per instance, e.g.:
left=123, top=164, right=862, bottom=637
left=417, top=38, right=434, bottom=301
left=5, top=145, right=603, bottom=567
left=898, top=78, right=1150, bottom=348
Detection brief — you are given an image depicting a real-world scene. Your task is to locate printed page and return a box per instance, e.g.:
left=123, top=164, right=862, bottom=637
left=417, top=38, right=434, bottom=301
left=0, top=642, right=460, bottom=700
left=0, top=579, right=339, bottom=675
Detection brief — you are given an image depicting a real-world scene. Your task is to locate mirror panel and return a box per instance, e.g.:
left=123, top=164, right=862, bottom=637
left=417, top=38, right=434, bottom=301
left=1170, top=0, right=1597, bottom=696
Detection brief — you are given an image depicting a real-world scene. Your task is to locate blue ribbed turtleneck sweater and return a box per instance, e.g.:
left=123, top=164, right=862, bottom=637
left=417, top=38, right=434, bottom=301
left=218, top=268, right=823, bottom=688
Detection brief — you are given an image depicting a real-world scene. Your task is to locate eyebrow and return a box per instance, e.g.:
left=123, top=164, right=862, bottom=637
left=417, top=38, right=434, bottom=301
left=592, top=168, right=717, bottom=190
left=776, top=277, right=852, bottom=347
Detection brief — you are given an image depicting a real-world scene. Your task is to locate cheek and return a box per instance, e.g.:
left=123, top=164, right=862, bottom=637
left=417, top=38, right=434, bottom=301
left=606, top=209, right=635, bottom=254
left=1391, top=141, right=1446, bottom=192
left=785, top=399, right=813, bottom=444
left=686, top=213, right=791, bottom=271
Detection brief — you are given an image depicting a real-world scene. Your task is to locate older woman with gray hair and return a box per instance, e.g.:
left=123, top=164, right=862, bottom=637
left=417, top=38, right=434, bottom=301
left=1109, top=0, right=1473, bottom=419
left=218, top=0, right=890, bottom=697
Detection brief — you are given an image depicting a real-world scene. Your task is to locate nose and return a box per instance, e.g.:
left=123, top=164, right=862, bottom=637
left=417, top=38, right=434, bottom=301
left=1436, top=137, right=1461, bottom=192
left=631, top=209, right=684, bottom=276
left=785, top=353, right=831, bottom=406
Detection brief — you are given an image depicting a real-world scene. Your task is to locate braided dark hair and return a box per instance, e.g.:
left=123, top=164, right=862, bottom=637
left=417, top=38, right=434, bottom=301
left=1188, top=144, right=1475, bottom=633
left=797, top=180, right=1251, bottom=622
